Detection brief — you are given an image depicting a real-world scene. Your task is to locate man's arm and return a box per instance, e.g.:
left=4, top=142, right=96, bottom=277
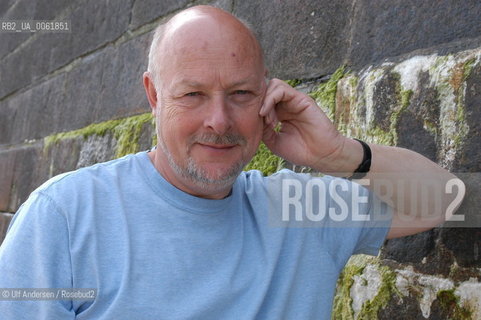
left=0, top=192, right=75, bottom=319
left=260, top=79, right=466, bottom=239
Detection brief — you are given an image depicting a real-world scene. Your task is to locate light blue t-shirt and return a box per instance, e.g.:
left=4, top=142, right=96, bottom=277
left=0, top=151, right=391, bottom=319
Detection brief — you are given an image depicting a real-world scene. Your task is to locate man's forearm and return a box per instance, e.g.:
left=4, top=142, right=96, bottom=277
left=314, top=137, right=465, bottom=238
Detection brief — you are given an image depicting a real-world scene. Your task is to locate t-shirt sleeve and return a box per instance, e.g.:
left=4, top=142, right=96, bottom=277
left=352, top=197, right=393, bottom=256
left=348, top=182, right=393, bottom=256
left=315, top=177, right=393, bottom=266
left=0, top=192, right=75, bottom=319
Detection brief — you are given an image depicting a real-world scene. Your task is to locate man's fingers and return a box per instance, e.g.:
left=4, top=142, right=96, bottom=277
left=260, top=79, right=292, bottom=116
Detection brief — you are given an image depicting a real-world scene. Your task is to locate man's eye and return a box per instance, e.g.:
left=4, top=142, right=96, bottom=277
left=185, top=92, right=200, bottom=97
left=234, top=90, right=249, bottom=95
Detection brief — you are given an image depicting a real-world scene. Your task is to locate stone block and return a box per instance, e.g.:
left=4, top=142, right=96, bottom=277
left=371, top=69, right=401, bottom=132
left=95, top=32, right=151, bottom=122
left=453, top=64, right=481, bottom=172
left=0, top=73, right=67, bottom=145
left=0, top=151, right=16, bottom=211
left=396, top=71, right=439, bottom=162
left=0, top=0, right=69, bottom=59
left=130, top=0, right=191, bottom=29
left=0, top=213, right=14, bottom=246
left=377, top=294, right=425, bottom=320
left=0, top=33, right=32, bottom=61
left=75, top=134, right=117, bottom=169
left=0, top=143, right=43, bottom=212
left=1, top=32, right=151, bottom=146
left=0, top=0, right=133, bottom=99
left=440, top=228, right=481, bottom=268
left=0, top=0, right=16, bottom=15
left=381, top=230, right=436, bottom=264
left=233, top=0, right=351, bottom=79
left=348, top=0, right=481, bottom=68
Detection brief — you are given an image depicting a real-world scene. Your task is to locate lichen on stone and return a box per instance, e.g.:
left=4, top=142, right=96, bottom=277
left=356, top=264, right=399, bottom=319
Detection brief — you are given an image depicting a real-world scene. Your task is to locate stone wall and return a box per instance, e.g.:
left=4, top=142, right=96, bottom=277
left=0, top=0, right=480, bottom=318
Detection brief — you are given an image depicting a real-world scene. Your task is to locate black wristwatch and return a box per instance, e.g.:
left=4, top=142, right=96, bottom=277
left=346, top=139, right=371, bottom=180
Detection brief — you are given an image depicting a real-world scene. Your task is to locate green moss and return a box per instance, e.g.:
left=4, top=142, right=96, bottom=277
left=423, top=120, right=438, bottom=136
left=348, top=75, right=359, bottom=89
left=436, top=289, right=473, bottom=320
left=365, top=126, right=395, bottom=146
left=364, top=78, right=412, bottom=146
left=450, top=58, right=474, bottom=150
left=284, top=79, right=302, bottom=87
left=244, top=142, right=284, bottom=176
left=309, top=66, right=347, bottom=121
left=44, top=113, right=155, bottom=158
left=332, top=255, right=377, bottom=319
left=332, top=263, right=365, bottom=320
left=357, top=265, right=399, bottom=319
left=332, top=255, right=401, bottom=320
left=400, top=89, right=413, bottom=110
left=387, top=89, right=413, bottom=144
left=113, top=113, right=154, bottom=158
left=462, top=58, right=476, bottom=81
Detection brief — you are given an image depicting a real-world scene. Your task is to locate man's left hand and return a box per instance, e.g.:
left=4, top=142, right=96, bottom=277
left=260, top=78, right=357, bottom=173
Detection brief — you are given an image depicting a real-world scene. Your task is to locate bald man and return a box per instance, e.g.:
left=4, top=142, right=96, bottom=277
left=0, top=5, right=464, bottom=319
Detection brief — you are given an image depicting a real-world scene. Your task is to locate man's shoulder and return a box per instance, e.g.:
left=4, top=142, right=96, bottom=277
left=35, top=152, right=145, bottom=196
left=243, top=168, right=336, bottom=185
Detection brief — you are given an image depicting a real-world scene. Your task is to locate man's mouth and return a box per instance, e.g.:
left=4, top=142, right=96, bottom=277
left=197, top=143, right=237, bottom=150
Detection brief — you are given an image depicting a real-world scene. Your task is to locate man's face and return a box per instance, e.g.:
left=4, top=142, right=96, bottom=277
left=152, top=17, right=266, bottom=197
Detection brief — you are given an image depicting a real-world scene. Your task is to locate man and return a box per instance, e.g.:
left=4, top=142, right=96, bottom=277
left=0, top=5, right=464, bottom=319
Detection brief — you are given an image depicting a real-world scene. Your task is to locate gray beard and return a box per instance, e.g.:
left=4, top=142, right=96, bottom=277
left=157, top=132, right=248, bottom=192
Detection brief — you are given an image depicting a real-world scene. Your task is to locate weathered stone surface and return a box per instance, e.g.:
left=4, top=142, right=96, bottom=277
left=348, top=0, right=481, bottom=68
left=397, top=112, right=438, bottom=162
left=40, top=137, right=82, bottom=181
left=440, top=228, right=481, bottom=268
left=0, top=212, right=14, bottom=246
left=0, top=33, right=151, bottom=145
left=0, top=32, right=32, bottom=61
left=233, top=0, right=352, bottom=79
left=396, top=72, right=440, bottom=162
left=0, top=0, right=134, bottom=99
left=0, top=143, right=43, bottom=212
left=453, top=64, right=481, bottom=172
left=0, top=0, right=35, bottom=62
left=381, top=230, right=436, bottom=264
left=372, top=70, right=401, bottom=132
left=95, top=32, right=151, bottom=123
left=130, top=0, right=191, bottom=29
left=76, top=134, right=117, bottom=169
left=0, top=151, right=16, bottom=211
left=0, top=0, right=16, bottom=15
left=0, top=74, right=66, bottom=145
left=377, top=294, right=425, bottom=320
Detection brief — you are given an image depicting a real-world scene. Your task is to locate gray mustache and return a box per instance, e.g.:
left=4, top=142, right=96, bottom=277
left=192, top=133, right=247, bottom=146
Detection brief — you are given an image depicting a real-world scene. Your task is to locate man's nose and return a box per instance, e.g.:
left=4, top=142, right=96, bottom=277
left=203, top=95, right=232, bottom=135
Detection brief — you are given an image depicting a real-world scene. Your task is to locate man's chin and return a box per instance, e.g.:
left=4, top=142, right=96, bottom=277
left=186, top=162, right=244, bottom=186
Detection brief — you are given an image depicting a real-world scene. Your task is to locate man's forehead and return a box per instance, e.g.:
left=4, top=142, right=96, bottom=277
left=170, top=73, right=263, bottom=89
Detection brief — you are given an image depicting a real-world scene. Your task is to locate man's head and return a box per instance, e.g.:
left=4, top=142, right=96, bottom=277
left=143, top=5, right=267, bottom=199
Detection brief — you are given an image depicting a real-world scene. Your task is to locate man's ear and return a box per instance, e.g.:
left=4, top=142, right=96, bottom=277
left=143, top=72, right=158, bottom=116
